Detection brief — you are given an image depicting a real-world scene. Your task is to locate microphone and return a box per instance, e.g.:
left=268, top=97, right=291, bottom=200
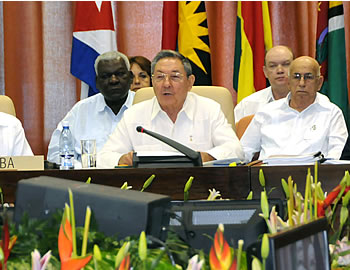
left=136, top=126, right=202, bottom=166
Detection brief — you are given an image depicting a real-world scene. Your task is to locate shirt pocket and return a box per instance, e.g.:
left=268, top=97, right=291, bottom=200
left=188, top=121, right=212, bottom=150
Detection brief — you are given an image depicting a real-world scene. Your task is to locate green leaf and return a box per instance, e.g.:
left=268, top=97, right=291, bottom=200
left=261, top=234, right=269, bottom=260
left=246, top=191, right=253, bottom=200
left=184, top=176, right=194, bottom=193
left=138, top=231, right=147, bottom=261
left=340, top=205, right=349, bottom=226
left=342, top=190, right=350, bottom=207
left=141, top=174, right=155, bottom=192
left=115, top=242, right=130, bottom=268
left=260, top=191, right=269, bottom=219
left=281, top=178, right=289, bottom=199
left=259, top=169, right=265, bottom=188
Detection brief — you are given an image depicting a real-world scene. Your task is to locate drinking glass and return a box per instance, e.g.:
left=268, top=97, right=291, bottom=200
left=81, top=139, right=96, bottom=168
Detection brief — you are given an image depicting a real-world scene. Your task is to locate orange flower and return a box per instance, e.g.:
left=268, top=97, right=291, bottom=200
left=117, top=254, right=130, bottom=270
left=209, top=224, right=236, bottom=270
left=58, top=212, right=91, bottom=270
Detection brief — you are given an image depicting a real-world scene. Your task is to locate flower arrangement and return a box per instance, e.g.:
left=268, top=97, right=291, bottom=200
left=0, top=165, right=349, bottom=269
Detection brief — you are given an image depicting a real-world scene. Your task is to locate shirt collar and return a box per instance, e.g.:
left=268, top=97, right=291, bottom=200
left=266, top=86, right=275, bottom=103
left=150, top=92, right=193, bottom=121
left=284, top=92, right=320, bottom=110
left=96, top=90, right=135, bottom=113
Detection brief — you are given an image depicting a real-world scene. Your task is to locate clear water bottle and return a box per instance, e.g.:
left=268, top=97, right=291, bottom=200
left=59, top=121, right=74, bottom=170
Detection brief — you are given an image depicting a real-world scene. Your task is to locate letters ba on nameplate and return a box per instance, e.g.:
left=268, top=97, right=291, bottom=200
left=0, top=156, right=44, bottom=171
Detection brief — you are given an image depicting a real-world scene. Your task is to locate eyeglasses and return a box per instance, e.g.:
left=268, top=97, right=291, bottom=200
left=152, top=72, right=184, bottom=83
left=292, top=73, right=318, bottom=82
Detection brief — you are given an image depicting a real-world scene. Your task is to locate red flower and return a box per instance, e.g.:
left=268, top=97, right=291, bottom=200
left=323, top=185, right=350, bottom=209
left=209, top=224, right=236, bottom=270
left=0, top=219, right=17, bottom=270
left=317, top=200, right=325, bottom=217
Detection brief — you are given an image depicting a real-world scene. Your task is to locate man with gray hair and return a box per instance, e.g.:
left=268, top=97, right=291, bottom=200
left=97, top=50, right=244, bottom=168
left=47, top=51, right=134, bottom=165
left=241, top=56, right=347, bottom=162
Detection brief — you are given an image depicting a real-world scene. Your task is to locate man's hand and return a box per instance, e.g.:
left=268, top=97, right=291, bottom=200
left=118, top=151, right=134, bottom=166
left=200, top=152, right=215, bottom=162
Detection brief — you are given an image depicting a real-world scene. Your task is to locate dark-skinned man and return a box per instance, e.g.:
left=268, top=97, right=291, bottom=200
left=47, top=51, right=134, bottom=167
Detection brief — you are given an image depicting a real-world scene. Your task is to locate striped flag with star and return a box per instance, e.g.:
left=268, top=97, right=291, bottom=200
left=233, top=1, right=273, bottom=103
left=162, top=1, right=212, bottom=85
left=71, top=1, right=117, bottom=99
left=316, top=1, right=349, bottom=123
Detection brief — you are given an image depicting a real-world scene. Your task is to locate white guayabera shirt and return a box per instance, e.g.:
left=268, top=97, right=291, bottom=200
left=97, top=92, right=244, bottom=168
left=234, top=86, right=275, bottom=123
left=47, top=91, right=135, bottom=164
left=0, top=112, right=33, bottom=156
left=241, top=93, right=348, bottom=163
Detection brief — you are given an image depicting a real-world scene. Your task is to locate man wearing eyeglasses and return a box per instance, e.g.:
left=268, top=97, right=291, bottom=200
left=97, top=50, right=244, bottom=168
left=234, top=45, right=294, bottom=123
left=240, top=56, right=347, bottom=162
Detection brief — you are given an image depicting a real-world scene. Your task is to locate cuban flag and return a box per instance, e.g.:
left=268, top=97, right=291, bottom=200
left=70, top=1, right=117, bottom=99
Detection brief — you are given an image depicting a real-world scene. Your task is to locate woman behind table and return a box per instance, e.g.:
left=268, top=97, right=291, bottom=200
left=129, top=56, right=152, bottom=92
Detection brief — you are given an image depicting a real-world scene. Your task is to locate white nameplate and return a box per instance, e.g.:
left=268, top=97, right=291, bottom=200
left=0, top=156, right=44, bottom=171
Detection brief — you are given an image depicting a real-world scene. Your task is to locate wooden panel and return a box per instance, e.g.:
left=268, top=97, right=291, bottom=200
left=0, top=166, right=250, bottom=203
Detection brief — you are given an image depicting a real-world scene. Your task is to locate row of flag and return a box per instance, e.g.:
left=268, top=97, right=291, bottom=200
left=71, top=1, right=349, bottom=123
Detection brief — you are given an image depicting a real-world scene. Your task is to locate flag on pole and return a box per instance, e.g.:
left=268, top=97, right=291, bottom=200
left=316, top=1, right=349, bottom=123
left=162, top=1, right=178, bottom=50
left=178, top=1, right=211, bottom=85
left=233, top=1, right=273, bottom=103
left=70, top=1, right=117, bottom=99
left=162, top=1, right=212, bottom=85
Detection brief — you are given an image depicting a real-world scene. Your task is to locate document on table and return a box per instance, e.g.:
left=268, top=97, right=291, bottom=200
left=203, top=158, right=244, bottom=167
left=262, top=152, right=324, bottom=166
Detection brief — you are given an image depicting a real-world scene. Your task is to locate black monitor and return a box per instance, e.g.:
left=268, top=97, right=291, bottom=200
left=168, top=199, right=284, bottom=253
left=14, top=176, right=171, bottom=240
left=247, top=217, right=330, bottom=270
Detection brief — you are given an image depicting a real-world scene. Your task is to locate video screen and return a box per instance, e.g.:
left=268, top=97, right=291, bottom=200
left=275, top=230, right=329, bottom=270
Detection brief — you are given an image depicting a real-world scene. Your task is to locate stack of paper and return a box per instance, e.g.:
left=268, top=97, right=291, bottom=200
left=263, top=152, right=324, bottom=166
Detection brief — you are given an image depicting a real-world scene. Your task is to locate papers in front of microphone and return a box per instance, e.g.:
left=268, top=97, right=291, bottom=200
left=203, top=157, right=243, bottom=167
left=262, top=152, right=324, bottom=166
left=136, top=151, right=185, bottom=157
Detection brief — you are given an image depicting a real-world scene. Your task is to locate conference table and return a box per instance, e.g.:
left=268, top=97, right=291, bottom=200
left=1, top=164, right=349, bottom=203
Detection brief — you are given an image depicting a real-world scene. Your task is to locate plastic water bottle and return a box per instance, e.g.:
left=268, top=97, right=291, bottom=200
left=59, top=121, right=74, bottom=170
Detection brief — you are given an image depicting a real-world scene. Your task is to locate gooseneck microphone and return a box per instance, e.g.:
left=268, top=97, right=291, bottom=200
left=136, top=126, right=201, bottom=163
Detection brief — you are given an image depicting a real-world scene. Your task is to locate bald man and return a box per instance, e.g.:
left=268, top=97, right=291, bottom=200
left=234, top=45, right=294, bottom=123
left=241, top=56, right=348, bottom=162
